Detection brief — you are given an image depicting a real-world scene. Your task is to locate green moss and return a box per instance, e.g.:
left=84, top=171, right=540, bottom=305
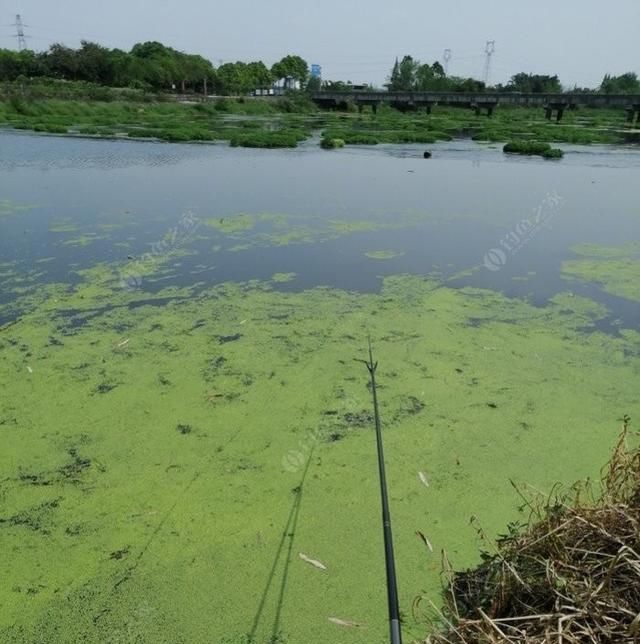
left=204, top=214, right=256, bottom=233
left=364, top=250, right=406, bottom=260
left=1, top=266, right=638, bottom=643
left=0, top=200, right=35, bottom=218
left=563, top=243, right=640, bottom=301
left=271, top=272, right=297, bottom=283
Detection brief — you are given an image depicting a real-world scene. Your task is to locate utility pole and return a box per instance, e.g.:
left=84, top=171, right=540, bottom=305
left=13, top=14, right=28, bottom=51
left=482, top=40, right=495, bottom=85
left=443, top=49, right=452, bottom=76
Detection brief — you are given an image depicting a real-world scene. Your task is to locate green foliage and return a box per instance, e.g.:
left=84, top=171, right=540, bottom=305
left=320, top=137, right=345, bottom=149
left=229, top=130, right=303, bottom=148
left=503, top=140, right=563, bottom=158
left=503, top=140, right=552, bottom=154
left=499, top=73, right=563, bottom=93
left=386, top=54, right=485, bottom=93
left=0, top=41, right=216, bottom=94
left=542, top=147, right=564, bottom=159
left=275, top=93, right=316, bottom=113
left=271, top=55, right=309, bottom=86
left=599, top=72, right=640, bottom=95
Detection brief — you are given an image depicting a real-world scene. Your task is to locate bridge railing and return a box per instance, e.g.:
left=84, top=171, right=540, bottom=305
left=311, top=91, right=640, bottom=108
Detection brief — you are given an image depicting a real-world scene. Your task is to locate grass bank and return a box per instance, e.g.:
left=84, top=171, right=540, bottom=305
left=0, top=81, right=635, bottom=149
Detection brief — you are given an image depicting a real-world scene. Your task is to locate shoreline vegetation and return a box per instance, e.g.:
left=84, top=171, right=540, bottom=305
left=1, top=40, right=638, bottom=149
left=0, top=80, right=637, bottom=151
left=423, top=418, right=640, bottom=643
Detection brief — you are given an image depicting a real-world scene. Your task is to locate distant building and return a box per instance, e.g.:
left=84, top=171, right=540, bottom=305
left=311, top=64, right=322, bottom=80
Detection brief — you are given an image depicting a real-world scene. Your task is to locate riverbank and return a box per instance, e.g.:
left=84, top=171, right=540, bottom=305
left=1, top=80, right=636, bottom=148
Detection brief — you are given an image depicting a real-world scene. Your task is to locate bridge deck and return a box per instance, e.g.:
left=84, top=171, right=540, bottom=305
left=311, top=92, right=640, bottom=108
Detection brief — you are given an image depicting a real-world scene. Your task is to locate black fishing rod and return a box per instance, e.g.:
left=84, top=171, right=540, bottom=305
left=361, top=337, right=403, bottom=644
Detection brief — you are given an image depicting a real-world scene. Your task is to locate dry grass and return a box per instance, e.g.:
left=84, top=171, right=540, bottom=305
left=418, top=416, right=640, bottom=643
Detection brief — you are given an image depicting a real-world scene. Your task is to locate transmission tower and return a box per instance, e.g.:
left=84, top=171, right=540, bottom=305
left=13, top=14, right=28, bottom=51
left=443, top=49, right=452, bottom=75
left=482, top=40, right=495, bottom=85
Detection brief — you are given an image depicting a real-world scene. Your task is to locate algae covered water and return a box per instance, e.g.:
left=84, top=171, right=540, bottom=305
left=1, top=131, right=639, bottom=643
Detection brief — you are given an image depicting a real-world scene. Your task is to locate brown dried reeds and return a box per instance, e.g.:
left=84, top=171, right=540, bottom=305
left=419, top=416, right=640, bottom=643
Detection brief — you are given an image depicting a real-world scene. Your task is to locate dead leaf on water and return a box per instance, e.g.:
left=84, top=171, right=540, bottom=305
left=298, top=552, right=327, bottom=571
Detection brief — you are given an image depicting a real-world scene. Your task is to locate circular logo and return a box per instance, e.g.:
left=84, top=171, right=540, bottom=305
left=483, top=248, right=507, bottom=272
left=120, top=272, right=143, bottom=290
left=282, top=450, right=305, bottom=473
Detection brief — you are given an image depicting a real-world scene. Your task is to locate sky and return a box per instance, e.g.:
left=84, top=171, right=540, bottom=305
left=3, top=0, right=639, bottom=88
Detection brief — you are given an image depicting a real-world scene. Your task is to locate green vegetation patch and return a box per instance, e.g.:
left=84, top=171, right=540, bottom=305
left=562, top=242, right=640, bottom=301
left=364, top=250, right=406, bottom=260
left=0, top=199, right=35, bottom=219
left=503, top=140, right=564, bottom=158
left=1, top=259, right=638, bottom=643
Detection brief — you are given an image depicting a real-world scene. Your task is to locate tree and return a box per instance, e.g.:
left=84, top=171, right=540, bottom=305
left=76, top=41, right=115, bottom=85
left=43, top=44, right=79, bottom=80
left=387, top=55, right=418, bottom=90
left=271, top=55, right=309, bottom=87
left=505, top=73, right=562, bottom=93
left=0, top=49, right=44, bottom=80
left=431, top=61, right=445, bottom=78
left=246, top=61, right=272, bottom=89
left=599, top=72, right=640, bottom=95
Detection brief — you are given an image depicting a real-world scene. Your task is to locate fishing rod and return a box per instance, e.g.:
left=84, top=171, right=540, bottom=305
left=361, top=337, right=403, bottom=644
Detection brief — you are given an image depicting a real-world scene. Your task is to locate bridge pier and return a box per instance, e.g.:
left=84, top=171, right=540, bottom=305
left=625, top=105, right=640, bottom=125
left=414, top=100, right=436, bottom=115
left=471, top=102, right=497, bottom=117
left=544, top=102, right=568, bottom=122
left=356, top=100, right=380, bottom=114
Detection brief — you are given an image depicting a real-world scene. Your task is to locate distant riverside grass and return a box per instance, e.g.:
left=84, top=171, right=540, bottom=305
left=321, top=125, right=453, bottom=146
left=229, top=130, right=307, bottom=148
left=503, top=140, right=565, bottom=159
left=0, top=82, right=631, bottom=148
left=320, top=137, right=345, bottom=149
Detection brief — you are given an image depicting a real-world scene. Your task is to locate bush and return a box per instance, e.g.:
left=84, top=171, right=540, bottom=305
left=426, top=419, right=640, bottom=643
left=229, top=131, right=299, bottom=148
left=214, top=98, right=231, bottom=112
left=503, top=140, right=564, bottom=159
left=320, top=137, right=345, bottom=149
left=542, top=147, right=564, bottom=159
left=503, top=140, right=551, bottom=155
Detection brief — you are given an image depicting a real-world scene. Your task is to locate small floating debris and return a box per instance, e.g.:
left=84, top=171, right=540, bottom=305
left=114, top=338, right=130, bottom=349
left=364, top=250, right=405, bottom=260
left=328, top=617, right=364, bottom=628
left=418, top=471, right=430, bottom=488
left=298, top=552, right=327, bottom=571
left=415, top=530, right=433, bottom=552
left=26, top=366, right=33, bottom=374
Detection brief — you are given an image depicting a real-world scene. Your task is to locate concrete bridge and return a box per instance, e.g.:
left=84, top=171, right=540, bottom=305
left=311, top=91, right=640, bottom=123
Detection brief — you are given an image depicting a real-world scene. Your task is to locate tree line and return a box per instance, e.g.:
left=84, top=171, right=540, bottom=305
left=386, top=54, right=639, bottom=95
left=0, top=41, right=309, bottom=95
left=0, top=41, right=638, bottom=96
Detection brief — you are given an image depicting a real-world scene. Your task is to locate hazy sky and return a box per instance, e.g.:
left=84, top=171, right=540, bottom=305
left=3, top=0, right=639, bottom=88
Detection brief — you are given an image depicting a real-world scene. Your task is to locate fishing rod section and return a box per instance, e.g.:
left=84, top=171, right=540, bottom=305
left=361, top=338, right=403, bottom=644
